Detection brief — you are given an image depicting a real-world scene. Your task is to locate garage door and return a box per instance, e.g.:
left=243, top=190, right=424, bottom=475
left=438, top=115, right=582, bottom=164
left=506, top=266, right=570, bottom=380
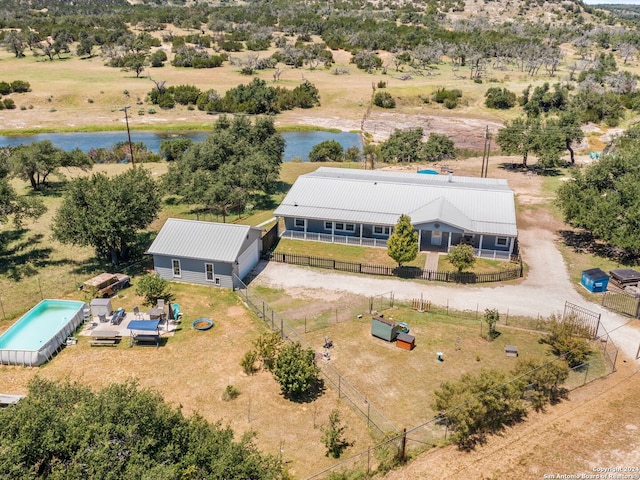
left=238, top=239, right=260, bottom=280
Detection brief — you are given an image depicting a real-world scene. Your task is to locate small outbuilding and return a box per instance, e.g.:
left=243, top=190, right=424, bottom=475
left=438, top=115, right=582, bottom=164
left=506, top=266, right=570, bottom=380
left=371, top=316, right=400, bottom=342
left=146, top=219, right=263, bottom=289
left=581, top=268, right=610, bottom=293
left=90, top=298, right=113, bottom=318
left=396, top=333, right=415, bottom=351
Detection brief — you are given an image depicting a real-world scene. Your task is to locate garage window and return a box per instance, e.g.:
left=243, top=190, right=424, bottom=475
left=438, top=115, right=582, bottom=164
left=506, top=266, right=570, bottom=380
left=373, top=225, right=390, bottom=235
left=172, top=259, right=181, bottom=278
left=205, top=263, right=214, bottom=282
left=294, top=218, right=306, bottom=229
left=324, top=221, right=333, bottom=230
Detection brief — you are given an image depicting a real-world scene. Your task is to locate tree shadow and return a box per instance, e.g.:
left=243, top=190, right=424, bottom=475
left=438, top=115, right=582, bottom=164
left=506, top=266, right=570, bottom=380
left=284, top=378, right=326, bottom=403
left=0, top=230, right=56, bottom=280
left=558, top=229, right=639, bottom=265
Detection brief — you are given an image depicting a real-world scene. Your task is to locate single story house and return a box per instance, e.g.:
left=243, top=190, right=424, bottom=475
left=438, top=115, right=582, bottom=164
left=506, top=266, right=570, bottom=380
left=273, top=167, right=518, bottom=260
left=146, top=218, right=263, bottom=288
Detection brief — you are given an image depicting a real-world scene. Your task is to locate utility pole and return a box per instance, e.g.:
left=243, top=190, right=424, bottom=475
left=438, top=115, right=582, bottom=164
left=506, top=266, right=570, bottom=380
left=120, top=105, right=134, bottom=166
left=480, top=125, right=491, bottom=178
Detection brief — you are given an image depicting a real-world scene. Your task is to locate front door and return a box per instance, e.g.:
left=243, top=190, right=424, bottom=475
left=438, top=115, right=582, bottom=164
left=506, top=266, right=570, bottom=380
left=431, top=230, right=442, bottom=246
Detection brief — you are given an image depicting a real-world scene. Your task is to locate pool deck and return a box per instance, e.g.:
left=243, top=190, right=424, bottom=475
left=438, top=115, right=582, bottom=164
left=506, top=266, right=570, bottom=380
left=79, top=311, right=179, bottom=338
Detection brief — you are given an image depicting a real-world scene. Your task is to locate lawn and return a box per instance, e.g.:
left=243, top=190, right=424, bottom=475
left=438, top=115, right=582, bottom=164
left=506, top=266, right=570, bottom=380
left=273, top=238, right=428, bottom=268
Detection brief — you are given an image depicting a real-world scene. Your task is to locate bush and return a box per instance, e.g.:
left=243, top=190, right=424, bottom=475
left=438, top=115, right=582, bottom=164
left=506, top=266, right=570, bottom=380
left=539, top=315, right=595, bottom=368
left=0, top=81, right=11, bottom=95
left=485, top=87, right=517, bottom=109
left=222, top=384, right=240, bottom=401
left=3, top=98, right=16, bottom=110
left=134, top=273, right=173, bottom=306
left=10, top=80, right=30, bottom=93
left=272, top=342, right=321, bottom=400
left=373, top=91, right=396, bottom=108
left=432, top=87, right=462, bottom=104
left=446, top=244, right=475, bottom=272
left=241, top=350, right=259, bottom=375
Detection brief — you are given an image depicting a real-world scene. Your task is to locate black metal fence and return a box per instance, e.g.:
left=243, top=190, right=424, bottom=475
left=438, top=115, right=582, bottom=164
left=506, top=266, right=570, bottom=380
left=602, top=291, right=640, bottom=318
left=265, top=252, right=523, bottom=284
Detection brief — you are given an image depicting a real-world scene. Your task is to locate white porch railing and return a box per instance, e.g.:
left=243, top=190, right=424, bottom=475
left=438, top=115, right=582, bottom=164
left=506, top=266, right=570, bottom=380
left=281, top=230, right=388, bottom=248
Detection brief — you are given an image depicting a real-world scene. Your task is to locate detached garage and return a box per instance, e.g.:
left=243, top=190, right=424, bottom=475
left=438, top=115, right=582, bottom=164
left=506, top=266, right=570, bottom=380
left=146, top=219, right=263, bottom=289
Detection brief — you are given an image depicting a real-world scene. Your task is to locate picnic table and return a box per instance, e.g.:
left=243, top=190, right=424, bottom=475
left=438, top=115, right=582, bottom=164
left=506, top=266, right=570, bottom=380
left=90, top=330, right=120, bottom=347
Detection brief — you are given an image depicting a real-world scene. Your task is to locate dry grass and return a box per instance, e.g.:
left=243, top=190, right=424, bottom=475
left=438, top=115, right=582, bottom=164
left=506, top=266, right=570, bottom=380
left=0, top=283, right=374, bottom=479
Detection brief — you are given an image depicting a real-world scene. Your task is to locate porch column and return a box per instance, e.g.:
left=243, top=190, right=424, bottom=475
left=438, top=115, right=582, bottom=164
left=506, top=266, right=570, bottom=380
left=418, top=229, right=422, bottom=251
left=360, top=223, right=363, bottom=246
left=508, top=237, right=515, bottom=256
left=331, top=222, right=335, bottom=243
left=304, top=219, right=307, bottom=240
left=478, top=234, right=483, bottom=257
left=447, top=232, right=452, bottom=252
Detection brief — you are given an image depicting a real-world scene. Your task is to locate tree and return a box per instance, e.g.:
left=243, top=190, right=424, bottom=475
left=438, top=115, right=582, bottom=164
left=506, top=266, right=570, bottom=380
left=52, top=167, right=160, bottom=264
left=272, top=341, right=321, bottom=400
left=0, top=378, right=287, bottom=479
left=124, top=52, right=148, bottom=78
left=483, top=308, right=499, bottom=340
left=423, top=133, right=455, bottom=161
left=380, top=128, right=424, bottom=163
left=447, top=244, right=475, bottom=272
left=3, top=30, right=25, bottom=58
left=539, top=315, right=594, bottom=368
left=308, top=140, right=343, bottom=162
left=321, top=409, right=352, bottom=458
left=387, top=214, right=418, bottom=267
left=165, top=116, right=283, bottom=221
left=556, top=130, right=640, bottom=255
left=513, top=358, right=569, bottom=411
left=495, top=116, right=539, bottom=167
left=432, top=369, right=526, bottom=447
left=9, top=141, right=92, bottom=190
left=135, top=273, right=173, bottom=306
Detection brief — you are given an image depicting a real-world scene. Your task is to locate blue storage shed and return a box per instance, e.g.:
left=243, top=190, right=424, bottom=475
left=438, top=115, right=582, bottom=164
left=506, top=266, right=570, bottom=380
left=581, top=268, right=609, bottom=293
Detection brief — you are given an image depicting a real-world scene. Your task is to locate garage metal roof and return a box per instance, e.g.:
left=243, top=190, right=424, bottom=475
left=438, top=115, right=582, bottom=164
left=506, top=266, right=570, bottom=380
left=274, top=167, right=517, bottom=236
left=146, top=219, right=262, bottom=263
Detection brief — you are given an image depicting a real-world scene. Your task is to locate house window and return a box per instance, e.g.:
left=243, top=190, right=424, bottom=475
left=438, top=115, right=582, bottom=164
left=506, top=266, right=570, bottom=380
left=373, top=225, right=390, bottom=235
left=345, top=223, right=355, bottom=232
left=205, top=263, right=214, bottom=281
left=172, top=259, right=181, bottom=278
left=495, top=237, right=508, bottom=247
left=215, top=277, right=221, bottom=286
left=294, top=218, right=306, bottom=229
left=335, top=222, right=344, bottom=231
left=324, top=221, right=333, bottom=230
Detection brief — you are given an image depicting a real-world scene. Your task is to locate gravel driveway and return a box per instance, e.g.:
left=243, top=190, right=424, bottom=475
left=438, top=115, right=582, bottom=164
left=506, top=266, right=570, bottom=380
left=251, top=228, right=640, bottom=360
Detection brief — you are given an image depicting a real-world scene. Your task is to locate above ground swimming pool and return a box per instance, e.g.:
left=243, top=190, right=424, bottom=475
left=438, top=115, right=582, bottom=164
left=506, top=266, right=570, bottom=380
left=417, top=169, right=439, bottom=175
left=0, top=299, right=87, bottom=366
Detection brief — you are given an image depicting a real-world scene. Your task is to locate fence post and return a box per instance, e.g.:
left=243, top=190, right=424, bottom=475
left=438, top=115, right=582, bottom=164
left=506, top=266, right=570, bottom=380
left=0, top=297, right=5, bottom=321
left=338, top=375, right=341, bottom=398
left=280, top=316, right=284, bottom=338
left=400, top=428, right=407, bottom=462
left=271, top=310, right=274, bottom=329
left=262, top=301, right=265, bottom=321
left=584, top=362, right=589, bottom=385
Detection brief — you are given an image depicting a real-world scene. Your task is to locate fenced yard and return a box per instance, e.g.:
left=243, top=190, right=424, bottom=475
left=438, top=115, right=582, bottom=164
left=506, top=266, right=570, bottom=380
left=236, top=281, right=616, bottom=479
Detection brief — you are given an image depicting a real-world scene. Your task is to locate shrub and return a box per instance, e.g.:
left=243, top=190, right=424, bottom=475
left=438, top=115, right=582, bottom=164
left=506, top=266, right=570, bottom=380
left=3, top=99, right=16, bottom=109
left=447, top=243, right=475, bottom=272
left=0, top=81, right=11, bottom=95
left=485, top=87, right=517, bottom=109
left=10, top=80, right=30, bottom=93
left=539, top=315, right=595, bottom=368
left=432, top=87, right=462, bottom=105
left=423, top=133, right=455, bottom=161
left=222, top=384, right=240, bottom=401
left=272, top=342, right=321, bottom=399
left=135, top=273, right=174, bottom=306
left=373, top=91, right=396, bottom=108
left=241, top=350, right=259, bottom=375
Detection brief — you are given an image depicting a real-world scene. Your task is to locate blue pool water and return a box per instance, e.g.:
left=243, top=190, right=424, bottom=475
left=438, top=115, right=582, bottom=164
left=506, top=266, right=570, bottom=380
left=417, top=169, right=439, bottom=175
left=0, top=300, right=85, bottom=350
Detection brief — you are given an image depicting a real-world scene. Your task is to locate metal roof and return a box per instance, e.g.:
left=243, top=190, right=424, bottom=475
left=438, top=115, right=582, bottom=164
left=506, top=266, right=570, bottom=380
left=274, top=167, right=517, bottom=236
left=146, top=219, right=262, bottom=263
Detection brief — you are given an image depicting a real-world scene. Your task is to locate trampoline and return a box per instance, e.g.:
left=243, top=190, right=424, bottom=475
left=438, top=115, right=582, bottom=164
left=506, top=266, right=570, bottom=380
left=192, top=318, right=214, bottom=331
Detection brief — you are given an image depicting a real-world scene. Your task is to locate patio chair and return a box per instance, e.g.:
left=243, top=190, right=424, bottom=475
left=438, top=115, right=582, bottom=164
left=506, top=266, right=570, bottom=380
left=133, top=306, right=143, bottom=319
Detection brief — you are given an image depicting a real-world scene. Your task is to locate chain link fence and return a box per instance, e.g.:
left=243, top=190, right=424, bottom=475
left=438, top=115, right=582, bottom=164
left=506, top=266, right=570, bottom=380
left=234, top=275, right=398, bottom=439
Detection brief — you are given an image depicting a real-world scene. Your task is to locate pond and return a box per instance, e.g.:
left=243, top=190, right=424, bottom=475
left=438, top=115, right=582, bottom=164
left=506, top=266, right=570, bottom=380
left=0, top=129, right=362, bottom=162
